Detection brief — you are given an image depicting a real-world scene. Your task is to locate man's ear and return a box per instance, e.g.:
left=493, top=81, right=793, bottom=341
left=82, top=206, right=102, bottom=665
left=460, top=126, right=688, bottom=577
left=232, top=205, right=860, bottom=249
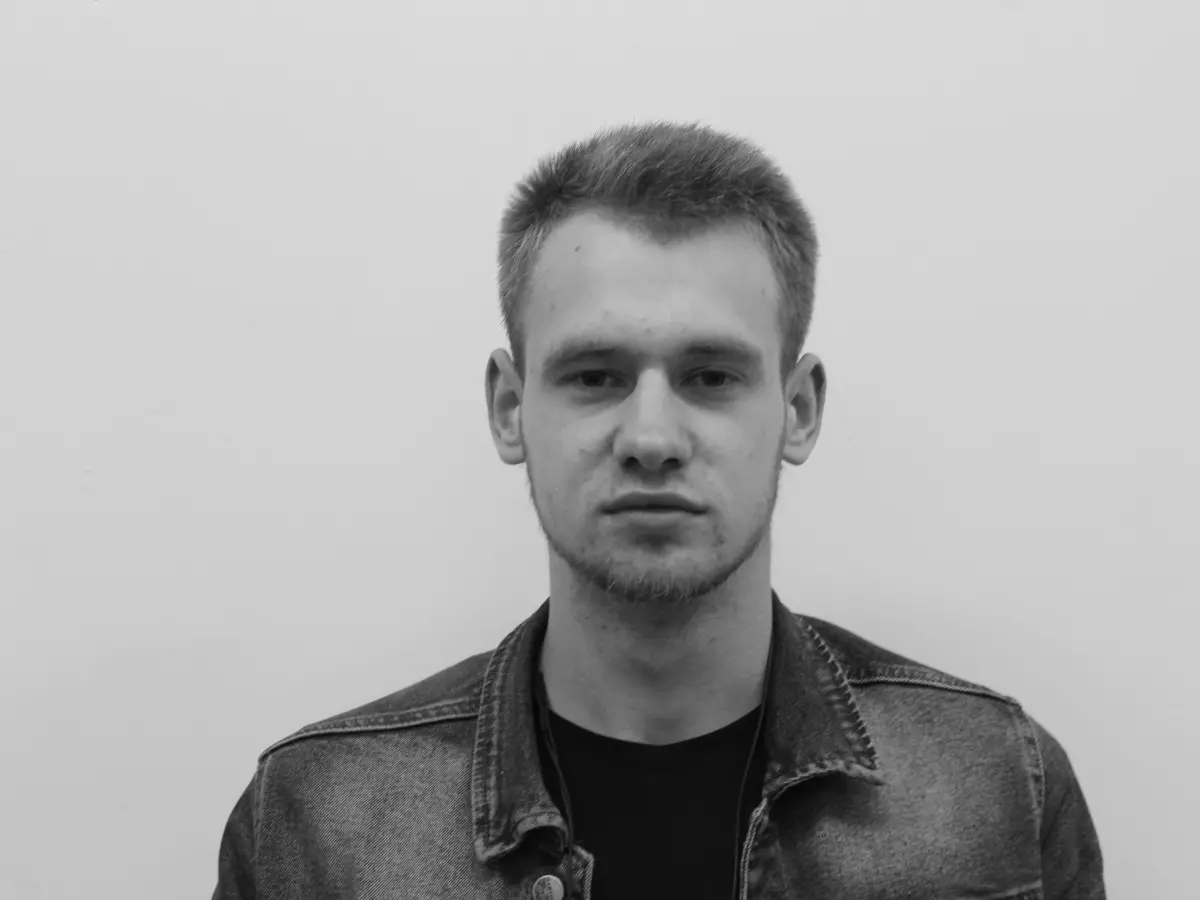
left=486, top=349, right=526, bottom=466
left=781, top=353, right=826, bottom=466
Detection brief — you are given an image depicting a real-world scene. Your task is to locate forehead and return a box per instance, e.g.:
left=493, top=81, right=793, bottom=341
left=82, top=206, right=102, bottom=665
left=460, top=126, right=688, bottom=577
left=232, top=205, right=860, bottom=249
left=524, top=210, right=782, bottom=368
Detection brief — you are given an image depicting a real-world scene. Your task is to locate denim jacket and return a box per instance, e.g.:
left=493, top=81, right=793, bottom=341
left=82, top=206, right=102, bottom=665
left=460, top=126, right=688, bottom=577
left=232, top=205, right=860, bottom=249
left=213, top=592, right=1104, bottom=899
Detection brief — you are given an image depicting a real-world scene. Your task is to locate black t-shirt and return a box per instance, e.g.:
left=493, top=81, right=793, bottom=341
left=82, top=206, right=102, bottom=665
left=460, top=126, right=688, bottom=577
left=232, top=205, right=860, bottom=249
left=536, top=688, right=767, bottom=900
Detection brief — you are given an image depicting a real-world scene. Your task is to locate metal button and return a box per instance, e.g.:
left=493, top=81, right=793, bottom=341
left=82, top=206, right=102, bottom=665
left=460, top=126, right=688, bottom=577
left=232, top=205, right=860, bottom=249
left=532, top=873, right=564, bottom=900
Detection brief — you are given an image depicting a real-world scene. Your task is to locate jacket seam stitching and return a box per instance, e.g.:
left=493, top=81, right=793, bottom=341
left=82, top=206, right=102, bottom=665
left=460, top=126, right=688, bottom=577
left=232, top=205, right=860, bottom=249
left=798, top=616, right=879, bottom=764
left=473, top=629, right=515, bottom=860
left=847, top=672, right=1020, bottom=704
left=477, top=650, right=502, bottom=855
left=1005, top=703, right=1046, bottom=859
left=985, top=884, right=1043, bottom=900
left=258, top=702, right=477, bottom=759
left=252, top=757, right=265, bottom=884
left=1028, top=708, right=1047, bottom=828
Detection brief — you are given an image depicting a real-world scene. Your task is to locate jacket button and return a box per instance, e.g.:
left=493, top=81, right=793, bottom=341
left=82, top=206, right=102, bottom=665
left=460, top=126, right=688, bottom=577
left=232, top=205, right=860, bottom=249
left=532, top=873, right=564, bottom=900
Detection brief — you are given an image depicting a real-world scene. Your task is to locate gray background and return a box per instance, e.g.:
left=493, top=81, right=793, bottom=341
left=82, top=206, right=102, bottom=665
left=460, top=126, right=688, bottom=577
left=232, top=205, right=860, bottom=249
left=1, top=1, right=1194, bottom=896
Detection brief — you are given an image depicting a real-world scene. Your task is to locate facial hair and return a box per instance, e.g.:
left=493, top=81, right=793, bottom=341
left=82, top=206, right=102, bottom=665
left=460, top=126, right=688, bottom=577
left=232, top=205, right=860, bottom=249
left=521, top=423, right=787, bottom=610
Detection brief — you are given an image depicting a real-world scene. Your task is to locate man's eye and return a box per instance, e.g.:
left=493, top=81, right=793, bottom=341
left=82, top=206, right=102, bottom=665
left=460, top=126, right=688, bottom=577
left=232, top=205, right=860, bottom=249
left=568, top=371, right=737, bottom=389
left=691, top=370, right=736, bottom=389
left=572, top=371, right=618, bottom=389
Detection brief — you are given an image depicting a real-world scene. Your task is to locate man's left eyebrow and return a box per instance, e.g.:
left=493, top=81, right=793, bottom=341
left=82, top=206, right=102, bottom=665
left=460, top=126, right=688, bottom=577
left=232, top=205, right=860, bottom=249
left=680, top=340, right=762, bottom=365
left=546, top=339, right=762, bottom=366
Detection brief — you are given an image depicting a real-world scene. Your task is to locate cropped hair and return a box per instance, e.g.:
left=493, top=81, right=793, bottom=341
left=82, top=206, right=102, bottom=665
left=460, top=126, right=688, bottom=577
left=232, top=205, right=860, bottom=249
left=497, top=122, right=819, bottom=383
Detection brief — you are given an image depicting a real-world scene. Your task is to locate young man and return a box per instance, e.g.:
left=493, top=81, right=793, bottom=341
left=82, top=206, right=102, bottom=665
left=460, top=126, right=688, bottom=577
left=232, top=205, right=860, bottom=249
left=213, top=123, right=1105, bottom=900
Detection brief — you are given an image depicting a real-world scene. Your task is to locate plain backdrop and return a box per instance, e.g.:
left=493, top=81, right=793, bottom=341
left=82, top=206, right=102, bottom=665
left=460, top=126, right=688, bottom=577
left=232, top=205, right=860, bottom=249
left=1, top=1, right=1195, bottom=897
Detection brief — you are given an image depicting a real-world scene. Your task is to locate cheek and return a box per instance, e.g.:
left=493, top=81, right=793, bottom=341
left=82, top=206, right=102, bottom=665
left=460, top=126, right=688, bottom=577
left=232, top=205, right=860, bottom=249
left=723, top=432, right=783, bottom=490
left=529, top=449, right=593, bottom=509
left=724, top=415, right=779, bottom=460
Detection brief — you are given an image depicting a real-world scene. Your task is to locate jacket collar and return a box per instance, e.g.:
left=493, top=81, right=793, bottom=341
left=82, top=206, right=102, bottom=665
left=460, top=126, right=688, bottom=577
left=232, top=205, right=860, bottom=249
left=471, top=590, right=884, bottom=864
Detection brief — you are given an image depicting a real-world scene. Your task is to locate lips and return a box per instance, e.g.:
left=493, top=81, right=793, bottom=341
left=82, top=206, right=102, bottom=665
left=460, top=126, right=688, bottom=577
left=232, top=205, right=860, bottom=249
left=604, top=492, right=706, bottom=514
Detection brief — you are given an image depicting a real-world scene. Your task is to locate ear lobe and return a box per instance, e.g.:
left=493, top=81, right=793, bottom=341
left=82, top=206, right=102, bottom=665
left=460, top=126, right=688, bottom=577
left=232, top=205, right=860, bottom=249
left=486, top=351, right=528, bottom=466
left=781, top=353, right=825, bottom=466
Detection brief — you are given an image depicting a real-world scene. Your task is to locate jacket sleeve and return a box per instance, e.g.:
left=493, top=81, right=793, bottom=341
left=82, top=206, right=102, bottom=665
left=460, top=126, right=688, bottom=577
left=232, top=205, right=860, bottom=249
left=213, top=772, right=259, bottom=900
left=1031, top=716, right=1105, bottom=899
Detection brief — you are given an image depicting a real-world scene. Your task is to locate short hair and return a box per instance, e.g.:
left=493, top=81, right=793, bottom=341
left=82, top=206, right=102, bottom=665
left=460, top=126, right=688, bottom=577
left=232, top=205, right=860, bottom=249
left=497, top=122, right=819, bottom=384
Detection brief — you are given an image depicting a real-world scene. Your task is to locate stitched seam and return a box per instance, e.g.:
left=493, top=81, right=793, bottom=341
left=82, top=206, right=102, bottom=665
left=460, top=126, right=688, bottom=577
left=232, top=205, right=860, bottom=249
left=848, top=673, right=1021, bottom=705
left=1027, top=707, right=1047, bottom=827
left=258, top=703, right=477, bottom=761
left=847, top=663, right=1016, bottom=701
left=1005, top=703, right=1046, bottom=859
left=477, top=649, right=502, bottom=854
left=798, top=616, right=879, bottom=763
left=984, top=883, right=1042, bottom=900
left=472, top=626, right=517, bottom=858
left=251, top=757, right=264, bottom=884
left=312, top=697, right=477, bottom=730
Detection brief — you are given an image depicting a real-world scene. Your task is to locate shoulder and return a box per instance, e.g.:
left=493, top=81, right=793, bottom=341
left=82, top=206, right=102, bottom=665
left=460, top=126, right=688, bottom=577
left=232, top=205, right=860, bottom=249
left=797, top=612, right=1050, bottom=782
left=797, top=612, right=1022, bottom=706
left=257, top=648, right=493, bottom=763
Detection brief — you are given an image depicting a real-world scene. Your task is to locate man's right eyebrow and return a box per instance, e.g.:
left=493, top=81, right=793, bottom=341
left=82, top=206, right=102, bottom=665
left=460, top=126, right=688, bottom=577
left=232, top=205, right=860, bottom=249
left=541, top=339, right=625, bottom=373
left=542, top=337, right=764, bottom=372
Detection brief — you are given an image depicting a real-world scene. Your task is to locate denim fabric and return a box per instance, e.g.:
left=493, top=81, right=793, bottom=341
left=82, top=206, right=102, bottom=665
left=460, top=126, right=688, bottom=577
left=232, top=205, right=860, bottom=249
left=214, top=592, right=1104, bottom=899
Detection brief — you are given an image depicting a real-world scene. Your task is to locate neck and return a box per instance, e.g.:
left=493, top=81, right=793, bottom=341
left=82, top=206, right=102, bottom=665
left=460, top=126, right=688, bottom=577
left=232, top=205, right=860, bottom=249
left=538, top=566, right=774, bottom=746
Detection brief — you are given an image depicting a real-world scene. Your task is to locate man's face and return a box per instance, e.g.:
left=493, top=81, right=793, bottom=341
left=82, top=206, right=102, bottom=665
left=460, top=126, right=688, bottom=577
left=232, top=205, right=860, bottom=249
left=494, top=210, right=818, bottom=609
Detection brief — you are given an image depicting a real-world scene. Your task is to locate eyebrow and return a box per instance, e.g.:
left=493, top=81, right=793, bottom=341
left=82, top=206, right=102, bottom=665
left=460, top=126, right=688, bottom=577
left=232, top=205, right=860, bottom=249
left=541, top=337, right=764, bottom=377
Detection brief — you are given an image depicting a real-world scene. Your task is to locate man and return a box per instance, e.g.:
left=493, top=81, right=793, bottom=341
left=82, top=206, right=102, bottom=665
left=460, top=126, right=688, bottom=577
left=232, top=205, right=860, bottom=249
left=213, top=122, right=1105, bottom=899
